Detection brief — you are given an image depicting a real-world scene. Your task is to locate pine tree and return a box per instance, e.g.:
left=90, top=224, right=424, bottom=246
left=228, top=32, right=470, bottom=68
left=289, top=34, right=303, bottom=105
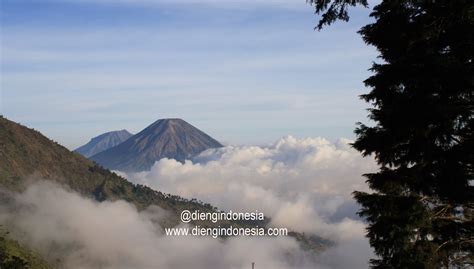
left=309, top=0, right=474, bottom=267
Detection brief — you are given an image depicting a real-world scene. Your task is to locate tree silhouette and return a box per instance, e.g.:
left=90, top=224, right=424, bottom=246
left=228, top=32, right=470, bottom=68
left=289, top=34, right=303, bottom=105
left=309, top=0, right=473, bottom=267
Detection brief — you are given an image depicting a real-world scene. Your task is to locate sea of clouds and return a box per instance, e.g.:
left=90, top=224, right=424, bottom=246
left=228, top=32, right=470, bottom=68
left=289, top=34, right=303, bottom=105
left=124, top=136, right=376, bottom=240
left=0, top=136, right=377, bottom=269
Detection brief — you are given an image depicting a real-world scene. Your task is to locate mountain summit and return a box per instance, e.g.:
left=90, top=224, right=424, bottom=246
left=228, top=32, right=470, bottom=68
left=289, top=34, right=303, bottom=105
left=75, top=129, right=133, bottom=158
left=90, top=118, right=223, bottom=172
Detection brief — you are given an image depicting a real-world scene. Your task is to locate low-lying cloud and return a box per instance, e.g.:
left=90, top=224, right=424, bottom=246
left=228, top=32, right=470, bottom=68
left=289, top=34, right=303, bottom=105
left=1, top=181, right=370, bottom=269
left=124, top=136, right=376, bottom=240
left=0, top=136, right=376, bottom=268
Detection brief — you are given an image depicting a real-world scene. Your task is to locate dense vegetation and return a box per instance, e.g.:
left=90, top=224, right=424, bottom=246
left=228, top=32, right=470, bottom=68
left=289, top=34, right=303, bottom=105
left=0, top=228, right=52, bottom=269
left=310, top=0, right=474, bottom=267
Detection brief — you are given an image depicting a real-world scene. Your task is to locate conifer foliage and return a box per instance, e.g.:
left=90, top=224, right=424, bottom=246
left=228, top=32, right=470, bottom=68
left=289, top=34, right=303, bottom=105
left=309, top=0, right=473, bottom=267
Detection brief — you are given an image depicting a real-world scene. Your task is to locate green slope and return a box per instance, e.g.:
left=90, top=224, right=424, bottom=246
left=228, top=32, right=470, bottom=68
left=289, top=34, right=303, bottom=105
left=0, top=116, right=221, bottom=226
left=0, top=231, right=52, bottom=269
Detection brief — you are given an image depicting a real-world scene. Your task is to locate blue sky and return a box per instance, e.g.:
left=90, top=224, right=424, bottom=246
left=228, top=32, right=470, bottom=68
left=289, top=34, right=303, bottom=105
left=1, top=0, right=377, bottom=149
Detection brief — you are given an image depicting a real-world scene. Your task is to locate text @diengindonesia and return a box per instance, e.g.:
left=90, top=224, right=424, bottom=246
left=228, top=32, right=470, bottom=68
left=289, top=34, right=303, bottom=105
left=164, top=210, right=288, bottom=238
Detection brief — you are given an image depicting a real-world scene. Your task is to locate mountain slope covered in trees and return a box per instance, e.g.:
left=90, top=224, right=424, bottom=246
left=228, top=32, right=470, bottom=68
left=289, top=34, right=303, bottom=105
left=0, top=116, right=229, bottom=226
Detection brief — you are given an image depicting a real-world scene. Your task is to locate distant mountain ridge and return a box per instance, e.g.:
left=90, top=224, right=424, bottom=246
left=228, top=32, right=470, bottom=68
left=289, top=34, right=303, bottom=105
left=90, top=118, right=223, bottom=172
left=75, top=129, right=133, bottom=157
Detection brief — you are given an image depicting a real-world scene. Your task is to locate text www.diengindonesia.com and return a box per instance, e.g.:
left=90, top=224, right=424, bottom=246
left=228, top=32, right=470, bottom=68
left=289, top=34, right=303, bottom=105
left=165, top=210, right=288, bottom=238
left=165, top=226, right=288, bottom=238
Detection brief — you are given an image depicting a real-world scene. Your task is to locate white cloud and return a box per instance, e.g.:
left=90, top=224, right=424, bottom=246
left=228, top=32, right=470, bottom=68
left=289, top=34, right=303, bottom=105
left=2, top=5, right=375, bottom=148
left=123, top=136, right=376, bottom=241
left=0, top=136, right=376, bottom=268
left=1, top=181, right=372, bottom=269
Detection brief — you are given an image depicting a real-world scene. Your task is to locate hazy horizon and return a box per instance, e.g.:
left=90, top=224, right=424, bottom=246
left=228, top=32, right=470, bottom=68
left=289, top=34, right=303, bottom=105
left=1, top=0, right=377, bottom=149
